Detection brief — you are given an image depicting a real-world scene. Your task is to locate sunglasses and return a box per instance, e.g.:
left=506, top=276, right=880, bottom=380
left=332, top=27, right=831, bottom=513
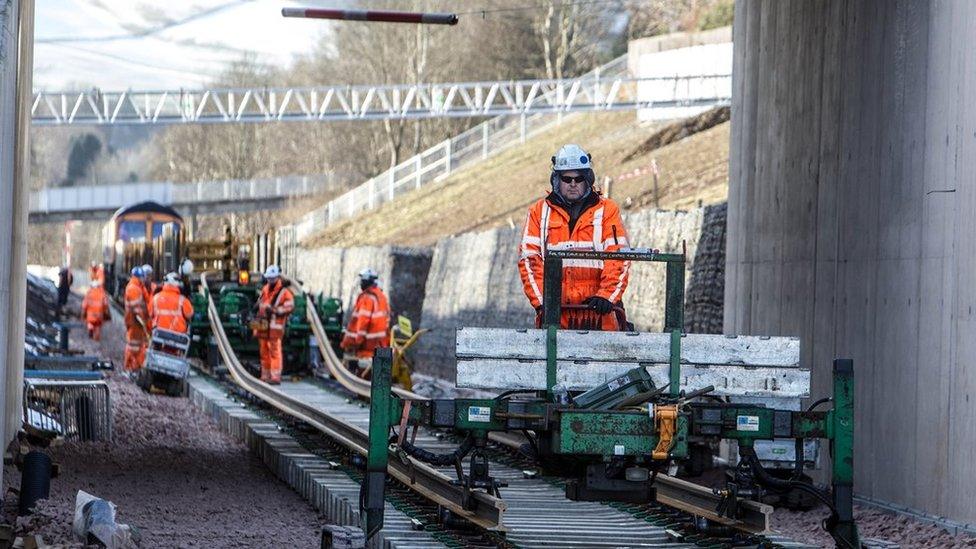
left=559, top=174, right=587, bottom=184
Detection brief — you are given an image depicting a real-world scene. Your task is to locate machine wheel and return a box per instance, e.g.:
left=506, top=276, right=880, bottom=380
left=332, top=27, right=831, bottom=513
left=165, top=378, right=185, bottom=397
left=207, top=341, right=221, bottom=370
left=135, top=369, right=152, bottom=392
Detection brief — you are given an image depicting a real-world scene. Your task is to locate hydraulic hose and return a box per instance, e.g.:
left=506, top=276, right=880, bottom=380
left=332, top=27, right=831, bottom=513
left=740, top=447, right=835, bottom=513
left=393, top=434, right=475, bottom=467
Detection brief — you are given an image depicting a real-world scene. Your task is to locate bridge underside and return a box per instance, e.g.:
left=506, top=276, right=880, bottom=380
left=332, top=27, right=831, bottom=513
left=29, top=197, right=300, bottom=224
left=728, top=0, right=976, bottom=524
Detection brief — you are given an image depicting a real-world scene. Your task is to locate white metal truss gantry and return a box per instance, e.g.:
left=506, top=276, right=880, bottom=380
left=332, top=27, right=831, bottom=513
left=30, top=74, right=731, bottom=126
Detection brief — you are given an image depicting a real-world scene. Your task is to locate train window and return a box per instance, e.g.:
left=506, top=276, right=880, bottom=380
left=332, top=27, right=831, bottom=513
left=152, top=222, right=166, bottom=239
left=118, top=220, right=146, bottom=242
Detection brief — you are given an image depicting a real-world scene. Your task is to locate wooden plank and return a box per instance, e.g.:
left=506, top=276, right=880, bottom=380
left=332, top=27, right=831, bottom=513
left=455, top=358, right=810, bottom=398
left=456, top=327, right=800, bottom=367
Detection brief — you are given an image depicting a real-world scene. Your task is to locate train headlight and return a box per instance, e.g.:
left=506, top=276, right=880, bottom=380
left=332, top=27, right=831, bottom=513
left=238, top=270, right=250, bottom=286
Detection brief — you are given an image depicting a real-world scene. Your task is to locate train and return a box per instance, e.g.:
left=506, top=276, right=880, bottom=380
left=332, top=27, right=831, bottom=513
left=99, top=200, right=345, bottom=376
left=100, top=201, right=184, bottom=298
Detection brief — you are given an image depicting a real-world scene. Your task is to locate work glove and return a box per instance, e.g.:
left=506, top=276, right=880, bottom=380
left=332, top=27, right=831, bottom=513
left=584, top=296, right=614, bottom=315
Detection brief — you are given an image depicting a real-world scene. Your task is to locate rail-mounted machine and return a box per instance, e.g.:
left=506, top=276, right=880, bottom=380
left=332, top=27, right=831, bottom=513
left=360, top=249, right=862, bottom=548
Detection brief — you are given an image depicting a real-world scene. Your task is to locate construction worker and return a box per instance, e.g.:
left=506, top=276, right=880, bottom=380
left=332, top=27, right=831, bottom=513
left=56, top=266, right=73, bottom=318
left=151, top=273, right=194, bottom=334
left=142, top=264, right=158, bottom=295
left=89, top=261, right=104, bottom=286
left=123, top=266, right=152, bottom=372
left=253, top=265, right=294, bottom=384
left=340, top=268, right=391, bottom=376
left=518, top=144, right=631, bottom=331
left=80, top=279, right=110, bottom=341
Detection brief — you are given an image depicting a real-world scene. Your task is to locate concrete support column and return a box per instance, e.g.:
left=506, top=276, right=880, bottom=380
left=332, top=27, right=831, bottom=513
left=0, top=0, right=33, bottom=460
left=728, top=0, right=976, bottom=523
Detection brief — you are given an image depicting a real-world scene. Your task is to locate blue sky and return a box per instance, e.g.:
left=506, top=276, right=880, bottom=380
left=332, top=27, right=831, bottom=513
left=34, top=0, right=346, bottom=91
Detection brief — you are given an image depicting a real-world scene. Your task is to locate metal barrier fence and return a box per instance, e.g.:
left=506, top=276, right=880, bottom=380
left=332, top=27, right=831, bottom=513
left=23, top=379, right=113, bottom=442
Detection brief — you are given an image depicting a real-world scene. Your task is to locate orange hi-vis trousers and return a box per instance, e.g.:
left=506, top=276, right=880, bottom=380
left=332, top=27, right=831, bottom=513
left=258, top=336, right=283, bottom=383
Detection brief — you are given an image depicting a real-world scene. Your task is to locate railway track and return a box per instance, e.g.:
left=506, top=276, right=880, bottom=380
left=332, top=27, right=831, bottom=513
left=200, top=273, right=810, bottom=548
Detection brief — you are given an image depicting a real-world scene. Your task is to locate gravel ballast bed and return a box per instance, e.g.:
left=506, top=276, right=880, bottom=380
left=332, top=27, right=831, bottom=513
left=3, top=306, right=324, bottom=547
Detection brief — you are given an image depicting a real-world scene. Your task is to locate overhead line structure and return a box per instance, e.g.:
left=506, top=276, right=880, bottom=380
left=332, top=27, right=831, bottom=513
left=30, top=74, right=731, bottom=126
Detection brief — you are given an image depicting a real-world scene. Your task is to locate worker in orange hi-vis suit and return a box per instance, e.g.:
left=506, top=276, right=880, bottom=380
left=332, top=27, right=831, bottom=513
left=518, top=144, right=631, bottom=331
left=151, top=273, right=194, bottom=334
left=339, top=268, right=391, bottom=376
left=80, top=279, right=110, bottom=341
left=253, top=265, right=294, bottom=385
left=123, top=266, right=152, bottom=372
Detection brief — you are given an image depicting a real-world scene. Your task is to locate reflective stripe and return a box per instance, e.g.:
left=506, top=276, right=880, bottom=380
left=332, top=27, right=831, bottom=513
left=365, top=332, right=387, bottom=340
left=603, top=236, right=627, bottom=249
left=607, top=260, right=631, bottom=302
left=564, top=259, right=604, bottom=269
left=370, top=311, right=388, bottom=319
left=125, top=299, right=144, bottom=306
left=540, top=202, right=551, bottom=254
left=521, top=235, right=542, bottom=246
left=592, top=206, right=604, bottom=251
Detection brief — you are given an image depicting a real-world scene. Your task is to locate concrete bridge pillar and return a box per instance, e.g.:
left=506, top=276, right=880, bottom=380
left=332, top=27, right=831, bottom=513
left=728, top=0, right=976, bottom=522
left=0, top=0, right=33, bottom=467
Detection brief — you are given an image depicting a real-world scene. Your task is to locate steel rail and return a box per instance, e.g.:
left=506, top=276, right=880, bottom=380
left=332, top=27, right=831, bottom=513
left=304, top=294, right=772, bottom=533
left=202, top=273, right=506, bottom=531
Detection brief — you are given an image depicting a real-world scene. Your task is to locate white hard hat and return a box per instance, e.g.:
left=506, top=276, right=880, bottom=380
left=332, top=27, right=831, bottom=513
left=264, top=265, right=281, bottom=279
left=142, top=264, right=153, bottom=275
left=180, top=258, right=195, bottom=276
left=163, top=272, right=181, bottom=286
left=551, top=144, right=592, bottom=171
left=358, top=267, right=378, bottom=281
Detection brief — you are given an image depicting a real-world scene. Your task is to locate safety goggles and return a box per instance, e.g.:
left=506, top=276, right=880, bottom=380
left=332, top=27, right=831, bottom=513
left=559, top=174, right=587, bottom=184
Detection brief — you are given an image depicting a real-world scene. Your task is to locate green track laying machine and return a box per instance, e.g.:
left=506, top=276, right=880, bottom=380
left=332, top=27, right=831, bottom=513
left=189, top=274, right=344, bottom=376
left=361, top=249, right=862, bottom=548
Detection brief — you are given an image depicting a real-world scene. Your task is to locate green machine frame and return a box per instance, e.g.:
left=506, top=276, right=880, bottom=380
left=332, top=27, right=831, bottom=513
left=361, top=249, right=861, bottom=548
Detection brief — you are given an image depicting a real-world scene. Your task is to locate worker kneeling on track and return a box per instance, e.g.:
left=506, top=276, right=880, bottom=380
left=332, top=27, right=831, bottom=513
left=151, top=273, right=193, bottom=334
left=253, top=265, right=295, bottom=385
left=80, top=279, right=110, bottom=341
left=518, top=144, right=631, bottom=330
left=340, top=268, right=391, bottom=378
left=124, top=266, right=152, bottom=372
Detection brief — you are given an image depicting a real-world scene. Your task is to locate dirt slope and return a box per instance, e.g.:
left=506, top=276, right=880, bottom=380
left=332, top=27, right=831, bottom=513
left=305, top=110, right=730, bottom=248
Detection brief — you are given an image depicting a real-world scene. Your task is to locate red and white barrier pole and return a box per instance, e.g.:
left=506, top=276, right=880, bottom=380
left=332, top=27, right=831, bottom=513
left=282, top=7, right=458, bottom=26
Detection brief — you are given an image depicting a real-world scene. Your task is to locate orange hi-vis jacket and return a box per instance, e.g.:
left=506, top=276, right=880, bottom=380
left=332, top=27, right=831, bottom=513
left=341, top=286, right=391, bottom=359
left=151, top=285, right=194, bottom=334
left=81, top=286, right=110, bottom=325
left=124, top=277, right=151, bottom=332
left=518, top=194, right=630, bottom=330
left=257, top=280, right=295, bottom=339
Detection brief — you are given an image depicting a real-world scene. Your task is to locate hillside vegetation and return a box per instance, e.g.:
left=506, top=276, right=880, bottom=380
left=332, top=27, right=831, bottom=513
left=304, top=110, right=730, bottom=248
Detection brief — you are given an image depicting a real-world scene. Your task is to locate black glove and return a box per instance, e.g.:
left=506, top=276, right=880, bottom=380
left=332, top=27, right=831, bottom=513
left=584, top=296, right=613, bottom=315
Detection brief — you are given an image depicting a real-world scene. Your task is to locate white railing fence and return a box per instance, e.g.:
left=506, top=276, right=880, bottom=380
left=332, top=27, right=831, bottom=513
left=293, top=56, right=639, bottom=241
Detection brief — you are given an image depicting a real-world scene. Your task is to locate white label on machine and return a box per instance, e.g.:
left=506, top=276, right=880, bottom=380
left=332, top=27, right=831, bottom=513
left=467, top=406, right=491, bottom=423
left=736, top=415, right=760, bottom=432
left=614, top=444, right=625, bottom=455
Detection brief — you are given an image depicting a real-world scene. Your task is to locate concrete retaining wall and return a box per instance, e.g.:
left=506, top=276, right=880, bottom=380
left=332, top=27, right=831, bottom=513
left=729, top=0, right=976, bottom=522
left=296, top=245, right=431, bottom=326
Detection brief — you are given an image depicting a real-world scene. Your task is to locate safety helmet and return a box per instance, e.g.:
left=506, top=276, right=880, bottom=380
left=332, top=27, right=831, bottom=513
left=179, top=258, right=195, bottom=276
left=552, top=144, right=592, bottom=172
left=358, top=268, right=379, bottom=281
left=163, top=272, right=181, bottom=286
left=130, top=266, right=144, bottom=278
left=264, top=265, right=281, bottom=279
left=141, top=264, right=153, bottom=276
left=90, top=261, right=98, bottom=268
